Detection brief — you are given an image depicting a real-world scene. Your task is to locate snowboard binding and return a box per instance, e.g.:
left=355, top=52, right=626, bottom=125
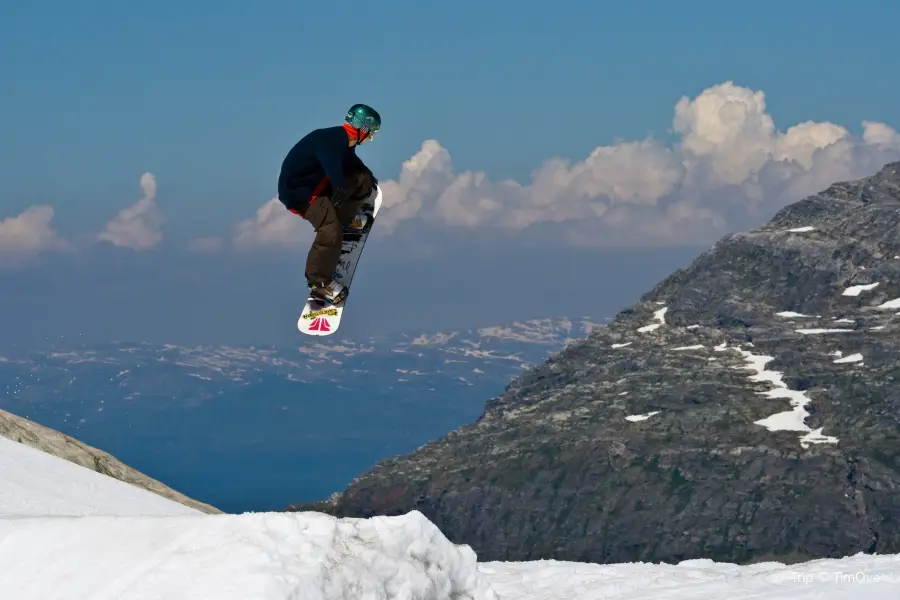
left=344, top=208, right=374, bottom=235
left=308, top=281, right=348, bottom=307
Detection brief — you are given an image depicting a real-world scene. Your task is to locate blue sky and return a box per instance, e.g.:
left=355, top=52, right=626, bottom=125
left=2, top=0, right=900, bottom=349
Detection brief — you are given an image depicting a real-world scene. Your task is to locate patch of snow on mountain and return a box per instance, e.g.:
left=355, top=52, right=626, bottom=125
left=410, top=332, right=458, bottom=345
left=734, top=350, right=839, bottom=448
left=476, top=318, right=601, bottom=344
left=833, top=353, right=864, bottom=364
left=637, top=306, right=668, bottom=333
left=186, top=373, right=213, bottom=381
left=625, top=411, right=660, bottom=422
left=842, top=282, right=879, bottom=296
left=478, top=322, right=565, bottom=344
left=396, top=369, right=425, bottom=375
left=297, top=343, right=375, bottom=360
left=455, top=349, right=524, bottom=362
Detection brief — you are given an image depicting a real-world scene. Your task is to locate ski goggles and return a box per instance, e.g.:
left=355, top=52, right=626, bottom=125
left=348, top=114, right=380, bottom=139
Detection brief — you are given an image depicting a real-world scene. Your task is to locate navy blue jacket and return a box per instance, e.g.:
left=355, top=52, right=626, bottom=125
left=277, top=126, right=360, bottom=215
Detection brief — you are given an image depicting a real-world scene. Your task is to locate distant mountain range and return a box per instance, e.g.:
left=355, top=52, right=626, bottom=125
left=0, top=317, right=602, bottom=513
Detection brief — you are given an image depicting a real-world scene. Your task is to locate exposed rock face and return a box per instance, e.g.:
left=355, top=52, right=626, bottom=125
left=0, top=408, right=221, bottom=514
left=287, top=162, right=900, bottom=565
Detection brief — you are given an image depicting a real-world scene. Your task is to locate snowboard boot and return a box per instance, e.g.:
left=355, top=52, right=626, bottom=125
left=309, top=280, right=348, bottom=306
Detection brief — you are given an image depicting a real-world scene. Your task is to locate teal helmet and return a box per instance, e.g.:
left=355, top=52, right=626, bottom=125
left=345, top=103, right=381, bottom=140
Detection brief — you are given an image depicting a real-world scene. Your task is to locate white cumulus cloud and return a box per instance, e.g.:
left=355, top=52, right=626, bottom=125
left=377, top=81, right=900, bottom=246
left=231, top=81, right=900, bottom=249
left=232, top=196, right=310, bottom=250
left=96, top=172, right=163, bottom=251
left=0, top=205, right=70, bottom=266
left=863, top=120, right=900, bottom=148
left=379, top=140, right=456, bottom=231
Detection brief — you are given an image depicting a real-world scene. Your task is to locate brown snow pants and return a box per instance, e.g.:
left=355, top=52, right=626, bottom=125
left=303, top=193, right=368, bottom=287
left=282, top=158, right=375, bottom=288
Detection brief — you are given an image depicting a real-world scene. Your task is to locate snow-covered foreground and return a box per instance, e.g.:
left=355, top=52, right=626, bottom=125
left=482, top=555, right=900, bottom=599
left=1, top=436, right=899, bottom=599
left=0, top=511, right=496, bottom=600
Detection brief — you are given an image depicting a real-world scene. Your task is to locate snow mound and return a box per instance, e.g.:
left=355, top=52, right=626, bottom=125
left=0, top=436, right=495, bottom=599
left=0, top=509, right=497, bottom=600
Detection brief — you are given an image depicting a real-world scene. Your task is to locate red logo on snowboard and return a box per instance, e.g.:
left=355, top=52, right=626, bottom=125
left=309, top=317, right=331, bottom=332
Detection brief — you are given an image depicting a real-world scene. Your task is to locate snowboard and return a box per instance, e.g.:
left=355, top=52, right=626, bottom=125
left=297, top=184, right=383, bottom=336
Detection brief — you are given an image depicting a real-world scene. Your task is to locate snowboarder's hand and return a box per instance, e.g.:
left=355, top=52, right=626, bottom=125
left=331, top=187, right=350, bottom=208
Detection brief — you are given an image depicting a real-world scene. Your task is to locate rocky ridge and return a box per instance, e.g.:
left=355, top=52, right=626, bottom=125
left=0, top=408, right=221, bottom=514
left=288, top=162, right=900, bottom=566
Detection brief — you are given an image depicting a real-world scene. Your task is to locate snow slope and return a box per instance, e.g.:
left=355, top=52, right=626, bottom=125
left=1, top=435, right=899, bottom=599
left=0, top=435, right=199, bottom=517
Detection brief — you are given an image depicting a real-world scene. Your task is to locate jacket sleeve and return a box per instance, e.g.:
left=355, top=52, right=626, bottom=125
left=344, top=152, right=377, bottom=186
left=314, top=144, right=348, bottom=190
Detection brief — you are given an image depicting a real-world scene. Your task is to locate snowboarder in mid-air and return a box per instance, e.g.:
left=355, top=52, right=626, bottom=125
left=277, top=103, right=381, bottom=306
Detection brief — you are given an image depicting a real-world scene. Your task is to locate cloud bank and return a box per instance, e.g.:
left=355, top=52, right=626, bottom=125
left=230, top=82, right=900, bottom=249
left=3, top=81, right=900, bottom=265
left=0, top=172, right=163, bottom=267
left=376, top=82, right=900, bottom=246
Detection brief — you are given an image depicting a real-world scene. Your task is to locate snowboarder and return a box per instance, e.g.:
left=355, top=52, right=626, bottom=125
left=277, top=103, right=382, bottom=305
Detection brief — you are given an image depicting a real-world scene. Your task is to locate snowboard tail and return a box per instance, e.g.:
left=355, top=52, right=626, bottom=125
left=297, top=184, right=383, bottom=336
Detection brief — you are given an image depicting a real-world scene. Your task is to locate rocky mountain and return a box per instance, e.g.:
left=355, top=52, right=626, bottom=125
left=289, top=161, right=900, bottom=566
left=0, top=408, right=220, bottom=514
left=0, top=317, right=600, bottom=513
